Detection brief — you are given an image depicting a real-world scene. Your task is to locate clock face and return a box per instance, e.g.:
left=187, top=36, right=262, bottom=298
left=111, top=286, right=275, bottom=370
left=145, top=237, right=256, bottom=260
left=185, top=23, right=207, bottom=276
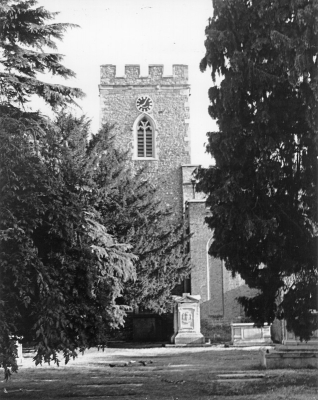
left=136, top=95, right=153, bottom=113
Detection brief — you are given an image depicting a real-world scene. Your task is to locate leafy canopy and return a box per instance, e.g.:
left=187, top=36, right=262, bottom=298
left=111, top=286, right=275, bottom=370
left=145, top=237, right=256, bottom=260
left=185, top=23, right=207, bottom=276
left=0, top=0, right=84, bottom=108
left=0, top=0, right=135, bottom=379
left=56, top=112, right=191, bottom=315
left=197, top=0, right=318, bottom=340
left=0, top=0, right=190, bottom=378
left=0, top=107, right=137, bottom=379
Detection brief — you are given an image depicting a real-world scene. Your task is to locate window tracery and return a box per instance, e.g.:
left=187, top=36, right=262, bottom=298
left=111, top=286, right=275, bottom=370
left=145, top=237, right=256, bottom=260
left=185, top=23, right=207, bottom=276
left=137, top=116, right=154, bottom=158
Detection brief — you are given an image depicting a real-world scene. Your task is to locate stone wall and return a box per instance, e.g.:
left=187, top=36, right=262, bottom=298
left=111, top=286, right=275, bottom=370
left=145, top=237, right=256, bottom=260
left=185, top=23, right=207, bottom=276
left=201, top=319, right=232, bottom=343
left=183, top=166, right=257, bottom=342
left=99, top=64, right=191, bottom=216
left=185, top=200, right=211, bottom=300
left=181, top=165, right=206, bottom=206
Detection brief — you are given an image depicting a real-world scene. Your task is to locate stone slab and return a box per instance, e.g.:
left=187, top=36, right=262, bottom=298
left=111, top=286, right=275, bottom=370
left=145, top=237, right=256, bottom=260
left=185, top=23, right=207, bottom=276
left=260, top=348, right=318, bottom=369
left=217, top=374, right=265, bottom=379
left=275, top=344, right=318, bottom=351
left=216, top=378, right=263, bottom=382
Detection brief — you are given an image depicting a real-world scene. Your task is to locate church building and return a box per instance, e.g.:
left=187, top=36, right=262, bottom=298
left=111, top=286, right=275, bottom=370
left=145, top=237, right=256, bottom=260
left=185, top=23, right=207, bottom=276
left=99, top=64, right=254, bottom=341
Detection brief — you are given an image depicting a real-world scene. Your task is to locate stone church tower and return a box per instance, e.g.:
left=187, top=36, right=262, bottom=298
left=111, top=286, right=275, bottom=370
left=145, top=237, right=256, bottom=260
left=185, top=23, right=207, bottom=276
left=99, top=64, right=253, bottom=342
left=99, top=64, right=191, bottom=216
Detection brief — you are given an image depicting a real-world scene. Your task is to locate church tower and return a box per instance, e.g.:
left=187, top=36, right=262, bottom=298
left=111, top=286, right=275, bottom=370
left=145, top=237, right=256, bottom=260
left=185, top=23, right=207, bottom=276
left=99, top=63, right=256, bottom=344
left=99, top=64, right=191, bottom=216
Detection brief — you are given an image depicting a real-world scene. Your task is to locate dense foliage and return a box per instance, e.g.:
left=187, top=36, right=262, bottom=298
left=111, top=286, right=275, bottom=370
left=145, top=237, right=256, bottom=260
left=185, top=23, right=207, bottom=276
left=0, top=108, right=137, bottom=379
left=0, top=0, right=84, bottom=108
left=55, top=113, right=191, bottom=314
left=0, top=1, right=191, bottom=378
left=0, top=0, right=136, bottom=379
left=197, top=0, right=318, bottom=340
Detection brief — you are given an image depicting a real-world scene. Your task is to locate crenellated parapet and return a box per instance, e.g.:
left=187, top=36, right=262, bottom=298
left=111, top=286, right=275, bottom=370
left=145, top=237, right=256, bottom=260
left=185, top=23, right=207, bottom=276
left=99, top=62, right=191, bottom=215
left=100, top=64, right=188, bottom=85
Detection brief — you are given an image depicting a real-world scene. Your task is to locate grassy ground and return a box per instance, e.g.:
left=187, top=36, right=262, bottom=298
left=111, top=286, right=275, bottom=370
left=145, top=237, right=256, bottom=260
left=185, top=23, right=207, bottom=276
left=1, top=346, right=317, bottom=399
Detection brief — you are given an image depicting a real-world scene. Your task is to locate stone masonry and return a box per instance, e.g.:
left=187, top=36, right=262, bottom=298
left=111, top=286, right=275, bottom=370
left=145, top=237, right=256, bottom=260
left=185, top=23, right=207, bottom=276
left=182, top=165, right=257, bottom=342
left=99, top=64, right=191, bottom=216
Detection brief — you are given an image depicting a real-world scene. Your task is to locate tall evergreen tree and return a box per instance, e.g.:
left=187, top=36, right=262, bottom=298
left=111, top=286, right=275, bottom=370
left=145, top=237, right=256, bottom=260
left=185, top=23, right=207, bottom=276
left=0, top=107, right=136, bottom=380
left=55, top=112, right=191, bottom=314
left=197, top=0, right=318, bottom=340
left=0, top=0, right=84, bottom=108
left=0, top=1, right=135, bottom=378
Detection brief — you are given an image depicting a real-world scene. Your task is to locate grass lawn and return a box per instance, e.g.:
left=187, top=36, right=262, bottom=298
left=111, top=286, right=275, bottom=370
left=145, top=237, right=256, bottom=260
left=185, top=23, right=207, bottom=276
left=1, top=346, right=317, bottom=399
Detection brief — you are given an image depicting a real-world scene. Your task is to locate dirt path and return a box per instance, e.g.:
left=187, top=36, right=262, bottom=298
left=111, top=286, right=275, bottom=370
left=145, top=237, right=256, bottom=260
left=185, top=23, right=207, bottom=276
left=1, top=346, right=317, bottom=399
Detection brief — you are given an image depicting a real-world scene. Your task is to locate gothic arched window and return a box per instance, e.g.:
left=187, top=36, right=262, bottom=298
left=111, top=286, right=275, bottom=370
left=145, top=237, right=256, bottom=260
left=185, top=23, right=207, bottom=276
left=137, top=117, right=154, bottom=158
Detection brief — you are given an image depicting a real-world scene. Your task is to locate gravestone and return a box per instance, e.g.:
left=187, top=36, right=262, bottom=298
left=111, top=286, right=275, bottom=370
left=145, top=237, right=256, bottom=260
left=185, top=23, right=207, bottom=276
left=260, top=316, right=318, bottom=369
left=231, top=323, right=272, bottom=346
left=282, top=318, right=318, bottom=345
left=260, top=345, right=318, bottom=369
left=16, top=342, right=23, bottom=365
left=171, top=293, right=205, bottom=345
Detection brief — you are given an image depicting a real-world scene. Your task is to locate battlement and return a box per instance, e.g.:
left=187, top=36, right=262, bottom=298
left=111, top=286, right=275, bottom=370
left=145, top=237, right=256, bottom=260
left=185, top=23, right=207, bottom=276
left=100, top=64, right=188, bottom=85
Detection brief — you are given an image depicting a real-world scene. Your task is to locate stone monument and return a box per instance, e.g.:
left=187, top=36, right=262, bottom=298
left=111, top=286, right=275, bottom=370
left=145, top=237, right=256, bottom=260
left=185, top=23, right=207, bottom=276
left=231, top=322, right=272, bottom=346
left=260, top=316, right=318, bottom=369
left=171, top=293, right=205, bottom=345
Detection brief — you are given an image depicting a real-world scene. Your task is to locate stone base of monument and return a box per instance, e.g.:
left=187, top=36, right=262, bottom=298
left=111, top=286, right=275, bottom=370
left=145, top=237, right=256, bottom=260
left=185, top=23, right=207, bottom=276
left=172, top=332, right=205, bottom=345
left=260, top=345, right=318, bottom=369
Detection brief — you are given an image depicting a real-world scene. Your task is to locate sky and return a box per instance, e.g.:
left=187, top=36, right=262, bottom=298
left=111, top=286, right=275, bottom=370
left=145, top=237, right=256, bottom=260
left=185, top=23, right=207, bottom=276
left=35, top=0, right=217, bottom=165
